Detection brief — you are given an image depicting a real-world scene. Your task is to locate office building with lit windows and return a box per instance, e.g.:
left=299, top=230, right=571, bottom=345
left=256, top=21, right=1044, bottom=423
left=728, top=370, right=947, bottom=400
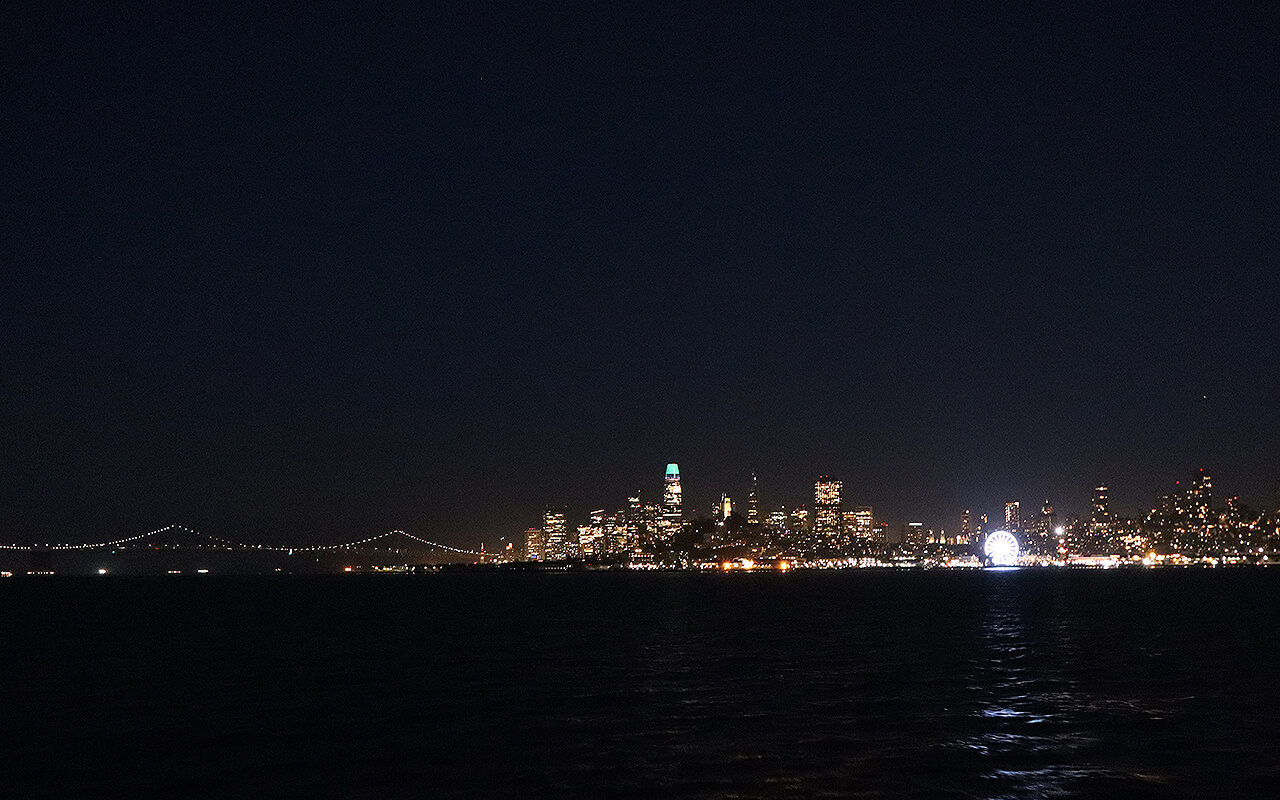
left=1004, top=501, right=1020, bottom=531
left=543, top=508, right=569, bottom=560
left=661, top=463, right=682, bottom=542
left=853, top=506, right=874, bottom=541
left=1092, top=486, right=1111, bottom=526
left=1190, top=469, right=1213, bottom=524
left=813, top=477, right=843, bottom=550
left=524, top=527, right=545, bottom=561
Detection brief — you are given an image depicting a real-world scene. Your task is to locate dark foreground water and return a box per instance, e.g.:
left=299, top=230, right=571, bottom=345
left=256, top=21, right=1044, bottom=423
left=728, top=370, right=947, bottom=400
left=2, top=569, right=1278, bottom=798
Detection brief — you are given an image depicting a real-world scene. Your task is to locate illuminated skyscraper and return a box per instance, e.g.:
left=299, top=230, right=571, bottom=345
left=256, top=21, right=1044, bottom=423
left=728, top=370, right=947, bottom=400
left=747, top=473, right=759, bottom=524
left=789, top=507, right=809, bottom=538
left=524, top=527, right=545, bottom=561
left=543, top=508, right=568, bottom=560
left=720, top=494, right=733, bottom=520
left=853, top=506, right=874, bottom=541
left=621, top=493, right=645, bottom=553
left=1091, top=486, right=1111, bottom=528
left=1005, top=501, right=1021, bottom=531
left=961, top=509, right=972, bottom=543
left=814, top=477, right=843, bottom=550
left=661, top=463, right=682, bottom=542
left=1190, top=469, right=1212, bottom=524
left=579, top=509, right=607, bottom=556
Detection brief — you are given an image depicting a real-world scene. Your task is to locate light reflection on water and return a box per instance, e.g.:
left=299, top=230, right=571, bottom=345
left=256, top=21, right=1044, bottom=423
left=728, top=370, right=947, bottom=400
left=958, top=571, right=1190, bottom=799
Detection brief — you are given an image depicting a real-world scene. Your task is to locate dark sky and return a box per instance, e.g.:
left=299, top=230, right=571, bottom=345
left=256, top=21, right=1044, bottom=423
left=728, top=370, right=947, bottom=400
left=3, top=2, right=1277, bottom=546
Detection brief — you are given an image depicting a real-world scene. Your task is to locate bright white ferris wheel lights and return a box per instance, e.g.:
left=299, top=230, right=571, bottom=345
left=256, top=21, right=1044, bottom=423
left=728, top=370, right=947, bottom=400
left=984, top=530, right=1019, bottom=566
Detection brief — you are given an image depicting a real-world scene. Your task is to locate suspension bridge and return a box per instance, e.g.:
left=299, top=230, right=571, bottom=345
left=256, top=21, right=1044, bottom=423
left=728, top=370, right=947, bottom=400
left=0, top=525, right=501, bottom=574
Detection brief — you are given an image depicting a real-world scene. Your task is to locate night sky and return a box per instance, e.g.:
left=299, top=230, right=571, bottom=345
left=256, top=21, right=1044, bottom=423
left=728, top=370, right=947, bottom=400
left=3, top=2, right=1277, bottom=547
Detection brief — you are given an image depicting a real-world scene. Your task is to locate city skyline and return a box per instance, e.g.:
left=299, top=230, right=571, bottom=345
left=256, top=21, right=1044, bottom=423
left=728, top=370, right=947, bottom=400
left=0, top=460, right=1276, bottom=574
left=516, top=461, right=1278, bottom=558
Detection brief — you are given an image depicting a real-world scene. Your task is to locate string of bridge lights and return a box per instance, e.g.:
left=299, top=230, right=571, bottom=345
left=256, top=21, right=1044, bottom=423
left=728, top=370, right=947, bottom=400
left=0, top=525, right=178, bottom=551
left=0, top=525, right=489, bottom=557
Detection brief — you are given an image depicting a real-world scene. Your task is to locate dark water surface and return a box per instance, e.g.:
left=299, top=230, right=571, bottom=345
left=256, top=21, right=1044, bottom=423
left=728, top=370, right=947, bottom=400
left=3, top=569, right=1278, bottom=798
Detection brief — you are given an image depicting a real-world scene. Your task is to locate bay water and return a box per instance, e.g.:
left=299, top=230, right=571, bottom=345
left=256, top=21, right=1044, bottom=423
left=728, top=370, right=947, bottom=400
left=2, top=569, right=1277, bottom=797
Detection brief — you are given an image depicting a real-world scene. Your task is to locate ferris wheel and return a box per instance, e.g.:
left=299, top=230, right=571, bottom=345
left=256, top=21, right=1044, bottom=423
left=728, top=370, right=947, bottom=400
left=983, top=530, right=1020, bottom=566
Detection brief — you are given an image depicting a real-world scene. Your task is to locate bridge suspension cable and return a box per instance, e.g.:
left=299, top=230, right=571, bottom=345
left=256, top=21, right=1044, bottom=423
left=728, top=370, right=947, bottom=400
left=0, top=525, right=489, bottom=556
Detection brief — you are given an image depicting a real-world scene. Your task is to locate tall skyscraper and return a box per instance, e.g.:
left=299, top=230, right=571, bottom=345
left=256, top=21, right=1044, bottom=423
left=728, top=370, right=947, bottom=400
left=747, top=473, right=759, bottom=524
left=1005, top=501, right=1020, bottom=530
left=854, top=506, right=874, bottom=541
left=1035, top=501, right=1057, bottom=552
left=661, top=463, right=682, bottom=542
left=543, top=508, right=568, bottom=560
left=1190, top=469, right=1213, bottom=524
left=1091, top=486, right=1111, bottom=526
left=814, top=477, right=843, bottom=550
left=524, top=527, right=545, bottom=561
left=579, top=509, right=607, bottom=556
left=961, top=509, right=972, bottom=543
